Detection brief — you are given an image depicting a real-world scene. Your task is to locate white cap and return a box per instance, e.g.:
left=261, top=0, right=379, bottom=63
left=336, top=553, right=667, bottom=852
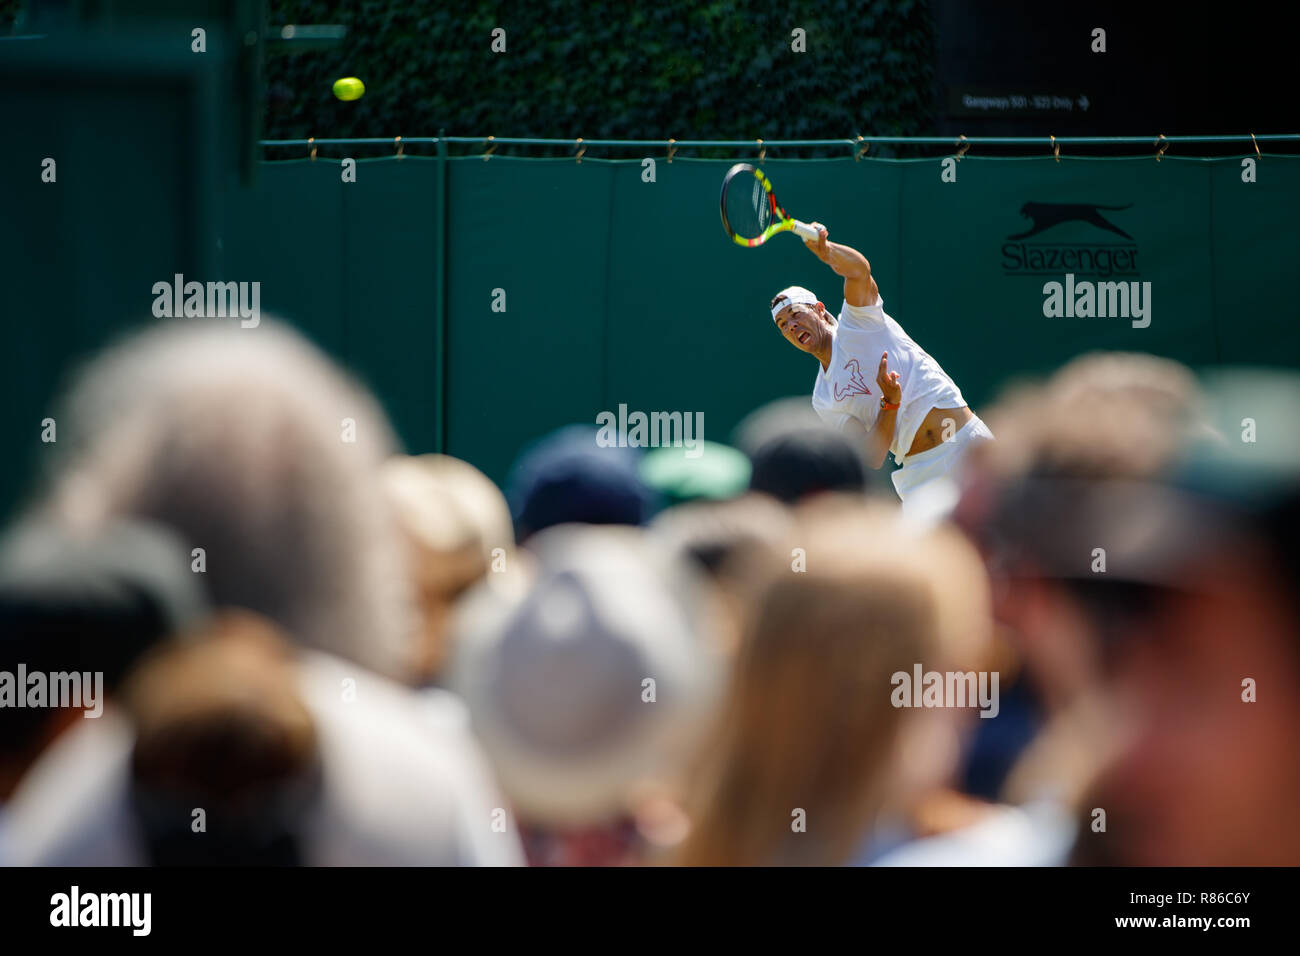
left=770, top=286, right=818, bottom=321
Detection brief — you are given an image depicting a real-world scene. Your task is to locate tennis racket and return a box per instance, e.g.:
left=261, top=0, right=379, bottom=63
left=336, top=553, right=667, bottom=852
left=719, top=163, right=821, bottom=247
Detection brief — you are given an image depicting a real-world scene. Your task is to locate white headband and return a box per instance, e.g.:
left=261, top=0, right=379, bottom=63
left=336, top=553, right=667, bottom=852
left=770, top=286, right=818, bottom=321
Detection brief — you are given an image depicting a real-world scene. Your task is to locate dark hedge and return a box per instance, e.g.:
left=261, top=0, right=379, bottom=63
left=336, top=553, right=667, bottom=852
left=262, top=1, right=936, bottom=156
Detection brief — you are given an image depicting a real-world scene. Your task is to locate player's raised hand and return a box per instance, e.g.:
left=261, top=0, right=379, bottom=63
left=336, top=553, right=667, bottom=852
left=876, top=351, right=902, bottom=403
left=803, top=221, right=830, bottom=261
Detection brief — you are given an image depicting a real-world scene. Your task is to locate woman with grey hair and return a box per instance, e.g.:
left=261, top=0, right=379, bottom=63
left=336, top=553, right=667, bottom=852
left=42, top=318, right=413, bottom=679
left=10, top=318, right=522, bottom=866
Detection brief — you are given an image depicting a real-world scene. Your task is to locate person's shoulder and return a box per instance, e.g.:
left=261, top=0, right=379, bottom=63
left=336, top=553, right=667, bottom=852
left=294, top=651, right=516, bottom=865
left=839, top=293, right=886, bottom=328
left=4, top=710, right=143, bottom=865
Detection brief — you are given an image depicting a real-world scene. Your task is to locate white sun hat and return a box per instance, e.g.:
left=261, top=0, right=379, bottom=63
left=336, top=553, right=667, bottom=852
left=448, top=524, right=722, bottom=827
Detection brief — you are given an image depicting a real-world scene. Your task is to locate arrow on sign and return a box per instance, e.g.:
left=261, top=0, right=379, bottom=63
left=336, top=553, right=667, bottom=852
left=1077, top=95, right=1090, bottom=111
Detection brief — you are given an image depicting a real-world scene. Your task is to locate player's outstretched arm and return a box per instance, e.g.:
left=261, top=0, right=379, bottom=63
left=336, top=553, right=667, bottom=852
left=803, top=223, right=878, bottom=308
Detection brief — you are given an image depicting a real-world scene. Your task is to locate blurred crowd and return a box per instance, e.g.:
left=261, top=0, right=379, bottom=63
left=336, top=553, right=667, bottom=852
left=2, top=318, right=1298, bottom=866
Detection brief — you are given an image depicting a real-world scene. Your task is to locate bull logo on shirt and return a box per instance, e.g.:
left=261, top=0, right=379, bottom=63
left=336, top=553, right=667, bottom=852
left=833, top=358, right=873, bottom=401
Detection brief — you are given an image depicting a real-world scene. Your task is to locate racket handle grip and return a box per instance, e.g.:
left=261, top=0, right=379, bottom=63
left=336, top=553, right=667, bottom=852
left=791, top=220, right=821, bottom=241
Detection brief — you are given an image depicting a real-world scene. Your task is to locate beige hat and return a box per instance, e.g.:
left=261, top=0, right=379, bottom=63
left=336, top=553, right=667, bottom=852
left=381, top=453, right=515, bottom=560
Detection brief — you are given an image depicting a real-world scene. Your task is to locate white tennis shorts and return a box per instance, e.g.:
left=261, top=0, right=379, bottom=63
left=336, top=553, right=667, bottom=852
left=890, top=416, right=995, bottom=511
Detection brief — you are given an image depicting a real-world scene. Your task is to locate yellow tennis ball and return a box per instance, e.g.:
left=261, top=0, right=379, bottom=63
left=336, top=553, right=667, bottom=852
left=332, top=77, right=365, bottom=101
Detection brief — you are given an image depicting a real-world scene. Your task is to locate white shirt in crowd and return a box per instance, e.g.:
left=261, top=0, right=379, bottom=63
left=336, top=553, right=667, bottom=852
left=4, top=651, right=523, bottom=867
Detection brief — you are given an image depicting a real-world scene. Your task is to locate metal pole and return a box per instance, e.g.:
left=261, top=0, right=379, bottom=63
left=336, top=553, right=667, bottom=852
left=434, top=130, right=448, bottom=453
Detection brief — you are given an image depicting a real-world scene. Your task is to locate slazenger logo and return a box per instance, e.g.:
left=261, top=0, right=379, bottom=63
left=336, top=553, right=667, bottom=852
left=1002, top=201, right=1139, bottom=277
left=1001, top=201, right=1151, bottom=328
left=1008, top=202, right=1133, bottom=240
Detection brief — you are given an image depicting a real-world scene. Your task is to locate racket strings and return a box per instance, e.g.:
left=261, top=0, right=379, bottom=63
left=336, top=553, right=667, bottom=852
left=725, top=175, right=768, bottom=239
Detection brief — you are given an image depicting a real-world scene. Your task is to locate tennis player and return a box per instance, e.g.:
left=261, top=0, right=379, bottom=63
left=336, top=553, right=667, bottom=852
left=770, top=223, right=993, bottom=511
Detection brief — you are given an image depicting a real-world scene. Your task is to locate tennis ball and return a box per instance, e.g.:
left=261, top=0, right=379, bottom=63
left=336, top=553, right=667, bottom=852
left=332, top=77, right=365, bottom=101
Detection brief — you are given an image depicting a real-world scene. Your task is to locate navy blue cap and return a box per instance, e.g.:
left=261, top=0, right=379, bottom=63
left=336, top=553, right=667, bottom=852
left=505, top=425, right=656, bottom=541
left=748, top=428, right=868, bottom=504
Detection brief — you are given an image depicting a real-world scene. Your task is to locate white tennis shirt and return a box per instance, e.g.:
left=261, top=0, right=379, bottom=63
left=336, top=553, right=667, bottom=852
left=811, top=293, right=966, bottom=462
